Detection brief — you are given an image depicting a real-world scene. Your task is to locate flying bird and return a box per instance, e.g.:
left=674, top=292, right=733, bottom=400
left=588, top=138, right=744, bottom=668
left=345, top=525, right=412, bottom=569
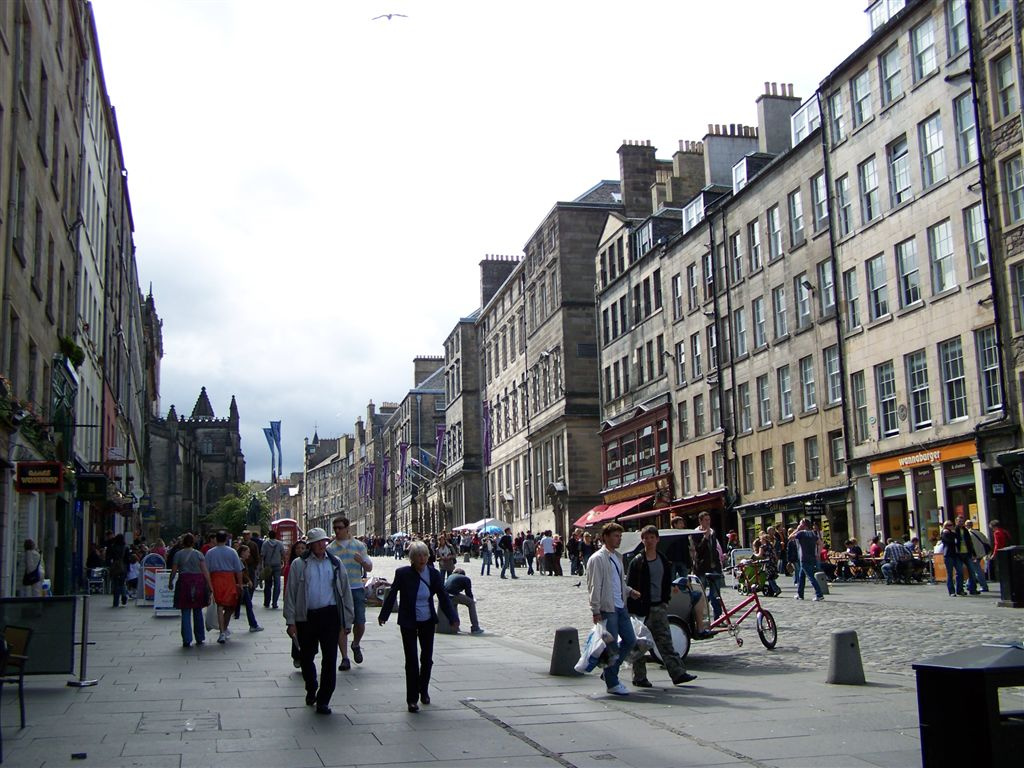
left=372, top=13, right=407, bottom=21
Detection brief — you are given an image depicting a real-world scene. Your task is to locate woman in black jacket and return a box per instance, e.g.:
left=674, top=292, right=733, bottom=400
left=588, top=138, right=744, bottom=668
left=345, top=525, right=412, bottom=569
left=106, top=534, right=131, bottom=607
left=379, top=541, right=459, bottom=712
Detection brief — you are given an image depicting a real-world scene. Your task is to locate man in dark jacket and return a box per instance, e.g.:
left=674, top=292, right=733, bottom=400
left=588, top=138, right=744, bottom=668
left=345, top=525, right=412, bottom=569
left=626, top=526, right=697, bottom=688
left=499, top=528, right=518, bottom=579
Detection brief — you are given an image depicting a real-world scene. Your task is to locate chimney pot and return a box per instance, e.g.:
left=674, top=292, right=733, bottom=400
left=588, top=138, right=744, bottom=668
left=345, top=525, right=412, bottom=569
left=771, top=82, right=778, bottom=96
left=764, top=81, right=770, bottom=94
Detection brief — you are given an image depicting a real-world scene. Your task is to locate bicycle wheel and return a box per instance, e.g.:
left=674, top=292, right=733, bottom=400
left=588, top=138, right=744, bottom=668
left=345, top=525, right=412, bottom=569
left=657, top=616, right=690, bottom=660
left=756, top=610, right=777, bottom=649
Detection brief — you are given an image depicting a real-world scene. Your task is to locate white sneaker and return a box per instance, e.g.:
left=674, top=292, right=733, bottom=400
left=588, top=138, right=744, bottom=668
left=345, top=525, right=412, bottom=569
left=217, top=632, right=226, bottom=644
left=814, top=596, right=825, bottom=601
left=224, top=629, right=232, bottom=637
left=249, top=625, right=264, bottom=632
left=606, top=683, right=630, bottom=696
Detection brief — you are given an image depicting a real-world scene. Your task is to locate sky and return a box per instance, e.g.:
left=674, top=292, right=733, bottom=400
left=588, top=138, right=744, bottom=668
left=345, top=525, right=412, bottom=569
left=89, top=0, right=871, bottom=482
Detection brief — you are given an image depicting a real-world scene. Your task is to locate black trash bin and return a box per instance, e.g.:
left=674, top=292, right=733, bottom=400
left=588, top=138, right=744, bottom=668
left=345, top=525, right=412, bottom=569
left=913, top=644, right=1024, bottom=767
left=997, top=545, right=1024, bottom=608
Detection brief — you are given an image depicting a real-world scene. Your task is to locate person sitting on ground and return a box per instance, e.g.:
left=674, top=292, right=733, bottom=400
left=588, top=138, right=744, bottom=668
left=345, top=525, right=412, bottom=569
left=443, top=569, right=485, bottom=635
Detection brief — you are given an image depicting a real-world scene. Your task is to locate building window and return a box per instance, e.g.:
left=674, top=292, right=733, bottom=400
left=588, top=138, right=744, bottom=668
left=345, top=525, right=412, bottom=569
left=788, top=188, right=805, bottom=247
left=681, top=459, right=691, bottom=495
left=739, top=382, right=751, bottom=433
left=761, top=448, right=775, bottom=490
left=783, top=443, right=797, bottom=486
left=804, top=437, right=820, bottom=481
left=712, top=449, right=724, bottom=487
left=748, top=219, right=762, bottom=272
left=691, top=332, right=702, bottom=377
left=829, top=91, right=845, bottom=145
left=992, top=52, right=1018, bottom=121
left=687, top=263, right=698, bottom=310
left=947, top=0, right=967, bottom=57
left=734, top=307, right=747, bottom=357
left=818, top=259, right=836, bottom=315
left=976, top=326, right=1002, bottom=412
left=829, top=431, right=845, bottom=476
left=888, top=136, right=912, bottom=206
left=677, top=401, right=689, bottom=441
left=852, top=370, right=868, bottom=444
left=767, top=205, right=782, bottom=260
left=940, top=337, right=968, bottom=421
left=928, top=219, right=956, bottom=294
left=742, top=453, right=754, bottom=495
left=918, top=113, right=946, bottom=188
left=953, top=91, right=977, bottom=168
left=753, top=296, right=767, bottom=348
left=757, top=374, right=772, bottom=427
left=876, top=360, right=899, bottom=438
left=674, top=340, right=686, bottom=385
left=964, top=203, right=988, bottom=278
left=867, top=254, right=889, bottom=320
left=1003, top=155, right=1024, bottom=224
left=880, top=44, right=903, bottom=105
left=811, top=172, right=828, bottom=232
left=800, top=356, right=817, bottom=412
left=794, top=274, right=812, bottom=329
left=696, top=454, right=707, bottom=492
left=772, top=284, right=788, bottom=338
left=986, top=0, right=1009, bottom=18
left=911, top=16, right=937, bottom=82
left=825, top=345, right=841, bottom=404
left=778, top=364, right=793, bottom=420
left=730, top=232, right=743, bottom=284
left=858, top=157, right=880, bottom=223
left=703, top=251, right=714, bottom=300
left=694, top=394, right=705, bottom=437
left=896, top=237, right=921, bottom=308
left=906, top=349, right=932, bottom=430
left=851, top=68, right=873, bottom=127
left=836, top=174, right=852, bottom=236
left=671, top=273, right=683, bottom=320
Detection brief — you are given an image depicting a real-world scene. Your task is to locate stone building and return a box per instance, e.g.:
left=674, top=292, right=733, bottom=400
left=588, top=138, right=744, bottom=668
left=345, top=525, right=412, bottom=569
left=302, top=433, right=342, bottom=532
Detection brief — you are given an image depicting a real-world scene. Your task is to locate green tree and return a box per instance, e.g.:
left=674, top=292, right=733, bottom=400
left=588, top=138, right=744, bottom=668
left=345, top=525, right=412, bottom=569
left=203, top=484, right=270, bottom=534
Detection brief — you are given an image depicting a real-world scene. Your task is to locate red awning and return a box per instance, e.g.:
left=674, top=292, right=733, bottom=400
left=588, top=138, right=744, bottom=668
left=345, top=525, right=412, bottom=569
left=618, top=507, right=665, bottom=523
left=573, top=495, right=654, bottom=529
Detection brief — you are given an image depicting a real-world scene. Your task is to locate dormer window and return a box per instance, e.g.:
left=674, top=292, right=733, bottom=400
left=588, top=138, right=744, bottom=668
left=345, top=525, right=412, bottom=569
left=682, top=197, right=705, bottom=234
left=790, top=97, right=821, bottom=145
left=732, top=161, right=748, bottom=194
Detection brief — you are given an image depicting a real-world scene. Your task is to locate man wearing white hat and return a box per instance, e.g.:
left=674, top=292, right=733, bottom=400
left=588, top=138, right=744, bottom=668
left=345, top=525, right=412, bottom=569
left=283, top=528, right=354, bottom=715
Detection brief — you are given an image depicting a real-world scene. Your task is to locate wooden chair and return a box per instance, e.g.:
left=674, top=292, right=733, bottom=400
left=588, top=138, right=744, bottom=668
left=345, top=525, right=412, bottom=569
left=0, top=626, right=31, bottom=730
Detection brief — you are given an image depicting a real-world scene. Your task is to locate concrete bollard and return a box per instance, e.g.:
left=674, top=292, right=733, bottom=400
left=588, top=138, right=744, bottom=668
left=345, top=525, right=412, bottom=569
left=436, top=604, right=460, bottom=635
left=814, top=571, right=830, bottom=595
left=826, top=629, right=866, bottom=685
left=549, top=627, right=584, bottom=676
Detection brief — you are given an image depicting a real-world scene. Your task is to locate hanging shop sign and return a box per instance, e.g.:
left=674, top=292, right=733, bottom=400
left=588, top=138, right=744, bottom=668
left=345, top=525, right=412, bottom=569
left=76, top=473, right=108, bottom=502
left=15, top=461, right=64, bottom=493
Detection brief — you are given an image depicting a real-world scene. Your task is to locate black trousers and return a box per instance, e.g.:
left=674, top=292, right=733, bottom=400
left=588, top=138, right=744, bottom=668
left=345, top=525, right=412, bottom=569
left=297, top=606, right=341, bottom=706
left=400, top=621, right=436, bottom=705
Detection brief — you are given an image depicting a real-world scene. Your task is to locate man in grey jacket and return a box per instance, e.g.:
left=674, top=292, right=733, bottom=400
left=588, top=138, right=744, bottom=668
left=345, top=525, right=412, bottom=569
left=283, top=528, right=354, bottom=715
left=586, top=522, right=640, bottom=696
left=260, top=529, right=285, bottom=609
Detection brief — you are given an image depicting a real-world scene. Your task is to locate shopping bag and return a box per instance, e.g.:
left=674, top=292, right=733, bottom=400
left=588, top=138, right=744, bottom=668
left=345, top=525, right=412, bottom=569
left=205, top=601, right=218, bottom=631
left=626, top=616, right=655, bottom=664
left=575, top=621, right=612, bottom=673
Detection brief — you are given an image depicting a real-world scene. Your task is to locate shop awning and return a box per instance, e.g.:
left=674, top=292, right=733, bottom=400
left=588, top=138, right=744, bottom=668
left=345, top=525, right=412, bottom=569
left=573, top=495, right=654, bottom=529
left=618, top=507, right=664, bottom=523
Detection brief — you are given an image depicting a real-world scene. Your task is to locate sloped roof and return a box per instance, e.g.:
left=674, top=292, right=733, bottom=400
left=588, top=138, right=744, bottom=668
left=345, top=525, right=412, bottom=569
left=191, top=387, right=215, bottom=420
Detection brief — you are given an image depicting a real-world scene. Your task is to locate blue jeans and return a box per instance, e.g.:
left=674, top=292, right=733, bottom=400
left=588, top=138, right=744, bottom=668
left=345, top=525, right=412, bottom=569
left=966, top=558, right=988, bottom=593
left=181, top=607, right=205, bottom=645
left=599, top=605, right=636, bottom=689
left=500, top=551, right=516, bottom=578
left=480, top=551, right=491, bottom=575
left=700, top=573, right=726, bottom=618
left=944, top=553, right=965, bottom=595
left=796, top=562, right=824, bottom=599
left=263, top=565, right=281, bottom=607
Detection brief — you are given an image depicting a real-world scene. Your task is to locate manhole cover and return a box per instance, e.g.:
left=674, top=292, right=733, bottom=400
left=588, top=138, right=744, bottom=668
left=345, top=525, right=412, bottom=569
left=590, top=754, right=617, bottom=761
left=138, top=711, right=220, bottom=733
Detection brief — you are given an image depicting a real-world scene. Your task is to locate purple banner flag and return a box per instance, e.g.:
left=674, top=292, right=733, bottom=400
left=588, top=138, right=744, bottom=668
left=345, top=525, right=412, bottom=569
left=382, top=456, right=390, bottom=495
left=270, top=421, right=282, bottom=478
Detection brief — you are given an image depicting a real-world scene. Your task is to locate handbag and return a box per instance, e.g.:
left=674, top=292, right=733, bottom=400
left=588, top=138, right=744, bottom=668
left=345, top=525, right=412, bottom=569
left=22, top=563, right=41, bottom=586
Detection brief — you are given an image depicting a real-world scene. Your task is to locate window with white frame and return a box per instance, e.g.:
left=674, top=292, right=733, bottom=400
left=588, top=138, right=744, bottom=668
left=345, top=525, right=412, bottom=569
left=707, top=324, right=718, bottom=371
left=791, top=98, right=821, bottom=145
left=867, top=254, right=889, bottom=319
left=761, top=448, right=775, bottom=490
left=852, top=370, right=868, bottom=443
left=851, top=69, right=873, bottom=127
left=1013, top=263, right=1024, bottom=332
left=928, top=219, right=956, bottom=294
left=888, top=136, right=912, bottom=206
left=946, top=0, right=967, bottom=57
left=768, top=205, right=782, bottom=259
left=993, top=52, right=1018, bottom=121
left=691, top=332, right=702, bottom=377
left=694, top=393, right=705, bottom=436
left=742, top=453, right=754, bottom=494
left=805, top=436, right=820, bottom=481
left=1003, top=155, right=1024, bottom=224
left=906, top=349, right=932, bottom=429
left=811, top=172, right=828, bottom=231
left=859, top=157, right=880, bottom=222
left=734, top=307, right=748, bottom=357
left=712, top=449, right=725, bottom=487
left=687, top=263, right=698, bottom=310
left=880, top=44, right=903, bottom=105
left=986, top=0, right=1009, bottom=18
left=732, top=160, right=748, bottom=194
left=876, top=360, right=899, bottom=438
left=836, top=174, right=853, bottom=236
left=696, top=454, right=707, bottom=492
left=753, top=296, right=767, bottom=348
left=772, top=284, right=788, bottom=338
left=748, top=219, right=762, bottom=272
left=829, top=431, right=845, bottom=476
left=911, top=16, right=937, bottom=82
left=681, top=458, right=691, bottom=495
left=818, top=259, right=836, bottom=315
left=677, top=401, right=688, bottom=441
left=671, top=273, right=683, bottom=320
left=788, top=188, right=805, bottom=247
left=800, top=355, right=817, bottom=411
left=795, top=274, right=812, bottom=328
left=976, top=326, right=1002, bottom=412
left=919, top=113, right=946, bottom=187
left=739, top=382, right=751, bottom=432
left=730, top=232, right=743, bottom=284
left=674, top=340, right=686, bottom=385
left=783, top=442, right=797, bottom=486
left=939, top=336, right=968, bottom=421
left=953, top=91, right=978, bottom=168
left=778, top=364, right=793, bottom=419
left=703, top=250, right=714, bottom=300
left=964, top=203, right=988, bottom=278
left=829, top=91, right=846, bottom=145
left=896, top=237, right=921, bottom=307
left=844, top=267, right=861, bottom=331
left=757, top=374, right=771, bottom=427
left=825, top=345, right=841, bottom=404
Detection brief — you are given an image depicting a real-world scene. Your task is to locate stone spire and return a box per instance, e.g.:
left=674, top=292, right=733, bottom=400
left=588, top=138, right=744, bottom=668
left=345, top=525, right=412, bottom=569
left=229, top=395, right=239, bottom=425
left=167, top=404, right=177, bottom=422
left=190, top=387, right=215, bottom=420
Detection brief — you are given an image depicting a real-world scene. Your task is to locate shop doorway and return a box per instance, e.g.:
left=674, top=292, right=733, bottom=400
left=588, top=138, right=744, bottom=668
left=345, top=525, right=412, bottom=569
left=883, top=498, right=908, bottom=541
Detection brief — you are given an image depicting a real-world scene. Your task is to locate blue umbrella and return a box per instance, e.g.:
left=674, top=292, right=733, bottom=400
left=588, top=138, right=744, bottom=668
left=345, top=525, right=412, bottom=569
left=480, top=524, right=504, bottom=535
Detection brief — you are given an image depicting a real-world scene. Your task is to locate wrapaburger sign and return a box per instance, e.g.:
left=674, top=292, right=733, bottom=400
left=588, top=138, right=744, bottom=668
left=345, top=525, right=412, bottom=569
left=15, top=462, right=64, bottom=493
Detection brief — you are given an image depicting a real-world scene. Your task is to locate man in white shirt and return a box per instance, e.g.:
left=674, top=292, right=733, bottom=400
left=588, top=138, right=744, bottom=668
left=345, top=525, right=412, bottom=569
left=539, top=531, right=555, bottom=575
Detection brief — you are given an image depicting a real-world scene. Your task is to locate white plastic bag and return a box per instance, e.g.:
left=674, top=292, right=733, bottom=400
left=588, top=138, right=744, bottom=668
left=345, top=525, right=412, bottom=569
left=933, top=540, right=945, bottom=556
left=205, top=601, right=218, bottom=631
left=575, top=621, right=611, bottom=673
left=627, top=616, right=655, bottom=664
